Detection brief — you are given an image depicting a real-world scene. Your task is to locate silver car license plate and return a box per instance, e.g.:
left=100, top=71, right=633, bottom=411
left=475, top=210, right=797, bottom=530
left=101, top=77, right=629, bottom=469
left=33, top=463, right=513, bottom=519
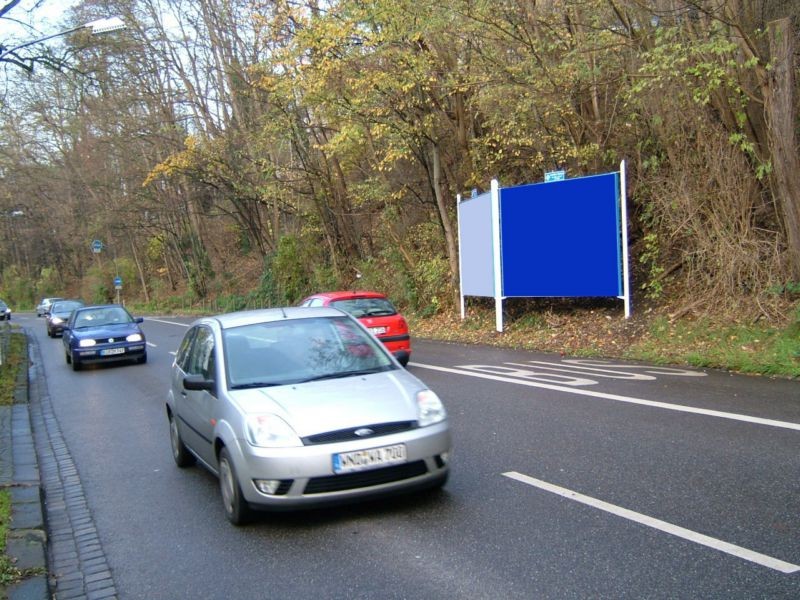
left=333, top=443, right=406, bottom=474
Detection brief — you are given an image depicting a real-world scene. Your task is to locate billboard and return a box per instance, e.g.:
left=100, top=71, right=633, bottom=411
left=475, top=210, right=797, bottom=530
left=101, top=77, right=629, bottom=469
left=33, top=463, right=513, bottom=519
left=457, top=163, right=630, bottom=331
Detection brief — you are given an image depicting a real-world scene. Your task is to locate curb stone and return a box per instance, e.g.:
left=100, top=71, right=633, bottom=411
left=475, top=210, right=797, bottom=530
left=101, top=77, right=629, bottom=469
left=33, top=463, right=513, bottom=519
left=26, top=329, right=118, bottom=599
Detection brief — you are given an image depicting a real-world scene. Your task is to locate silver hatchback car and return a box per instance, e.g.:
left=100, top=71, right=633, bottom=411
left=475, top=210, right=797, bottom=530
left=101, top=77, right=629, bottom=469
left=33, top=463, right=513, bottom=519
left=166, top=307, right=450, bottom=524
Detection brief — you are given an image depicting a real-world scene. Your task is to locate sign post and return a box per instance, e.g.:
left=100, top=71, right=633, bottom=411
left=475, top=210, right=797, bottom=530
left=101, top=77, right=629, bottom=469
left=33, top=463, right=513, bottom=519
left=113, top=276, right=122, bottom=304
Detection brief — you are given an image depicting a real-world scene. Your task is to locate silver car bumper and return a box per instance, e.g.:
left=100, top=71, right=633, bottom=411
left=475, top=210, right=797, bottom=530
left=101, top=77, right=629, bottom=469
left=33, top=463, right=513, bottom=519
left=233, top=422, right=451, bottom=509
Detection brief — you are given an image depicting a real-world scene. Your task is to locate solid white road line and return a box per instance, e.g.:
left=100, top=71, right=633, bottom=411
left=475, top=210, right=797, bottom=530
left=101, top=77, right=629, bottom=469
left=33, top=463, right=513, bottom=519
left=503, top=471, right=799, bottom=574
left=144, top=318, right=189, bottom=327
left=411, top=363, right=800, bottom=432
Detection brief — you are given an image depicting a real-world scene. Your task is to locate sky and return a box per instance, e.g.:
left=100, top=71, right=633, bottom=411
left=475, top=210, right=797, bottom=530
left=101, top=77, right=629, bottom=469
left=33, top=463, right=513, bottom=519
left=0, top=0, right=80, bottom=42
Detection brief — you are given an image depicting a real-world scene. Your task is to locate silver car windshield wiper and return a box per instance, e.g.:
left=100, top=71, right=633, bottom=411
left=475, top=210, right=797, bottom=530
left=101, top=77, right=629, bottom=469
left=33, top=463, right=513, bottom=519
left=229, top=381, right=282, bottom=390
left=299, top=367, right=388, bottom=383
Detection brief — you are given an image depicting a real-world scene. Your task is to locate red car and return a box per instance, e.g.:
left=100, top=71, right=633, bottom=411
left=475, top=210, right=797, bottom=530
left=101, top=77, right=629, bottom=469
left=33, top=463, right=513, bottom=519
left=299, top=291, right=411, bottom=366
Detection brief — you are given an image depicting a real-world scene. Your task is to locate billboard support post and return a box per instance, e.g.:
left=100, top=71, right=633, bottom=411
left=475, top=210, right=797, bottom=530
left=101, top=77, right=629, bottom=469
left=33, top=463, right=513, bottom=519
left=491, top=179, right=503, bottom=332
left=457, top=193, right=465, bottom=320
left=619, top=160, right=631, bottom=318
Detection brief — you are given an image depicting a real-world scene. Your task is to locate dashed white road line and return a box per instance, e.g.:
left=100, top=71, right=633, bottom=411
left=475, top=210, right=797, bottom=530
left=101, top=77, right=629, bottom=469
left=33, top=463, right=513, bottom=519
left=503, top=471, right=799, bottom=574
left=411, top=363, right=800, bottom=432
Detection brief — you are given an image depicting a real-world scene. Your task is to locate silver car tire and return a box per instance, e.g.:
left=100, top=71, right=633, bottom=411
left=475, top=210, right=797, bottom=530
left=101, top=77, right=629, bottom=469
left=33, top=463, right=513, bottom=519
left=218, top=447, right=251, bottom=525
left=169, top=414, right=195, bottom=468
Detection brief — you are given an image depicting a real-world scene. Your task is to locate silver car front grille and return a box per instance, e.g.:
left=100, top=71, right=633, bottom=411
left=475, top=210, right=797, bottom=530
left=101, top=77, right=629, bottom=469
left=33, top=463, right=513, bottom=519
left=303, top=421, right=416, bottom=445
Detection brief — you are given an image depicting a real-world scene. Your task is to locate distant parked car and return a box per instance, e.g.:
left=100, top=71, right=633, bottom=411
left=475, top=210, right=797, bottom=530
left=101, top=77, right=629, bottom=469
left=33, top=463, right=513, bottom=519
left=0, top=300, right=11, bottom=321
left=46, top=299, right=85, bottom=337
left=36, top=297, right=63, bottom=317
left=299, top=291, right=412, bottom=366
left=166, top=307, right=449, bottom=524
left=62, top=304, right=147, bottom=371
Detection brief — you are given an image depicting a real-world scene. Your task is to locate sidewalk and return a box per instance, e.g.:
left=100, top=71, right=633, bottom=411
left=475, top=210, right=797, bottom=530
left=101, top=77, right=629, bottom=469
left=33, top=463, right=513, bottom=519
left=2, top=328, right=118, bottom=599
left=1, top=333, right=49, bottom=599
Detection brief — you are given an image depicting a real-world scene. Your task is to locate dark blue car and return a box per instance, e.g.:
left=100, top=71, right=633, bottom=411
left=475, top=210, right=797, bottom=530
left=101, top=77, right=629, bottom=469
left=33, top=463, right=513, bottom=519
left=62, top=304, right=147, bottom=371
left=46, top=299, right=85, bottom=337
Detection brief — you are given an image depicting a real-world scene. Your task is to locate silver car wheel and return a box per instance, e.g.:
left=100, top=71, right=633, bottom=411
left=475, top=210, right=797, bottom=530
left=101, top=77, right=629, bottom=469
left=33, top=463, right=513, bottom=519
left=169, top=419, right=180, bottom=459
left=218, top=448, right=250, bottom=525
left=219, top=456, right=235, bottom=514
left=169, top=415, right=195, bottom=468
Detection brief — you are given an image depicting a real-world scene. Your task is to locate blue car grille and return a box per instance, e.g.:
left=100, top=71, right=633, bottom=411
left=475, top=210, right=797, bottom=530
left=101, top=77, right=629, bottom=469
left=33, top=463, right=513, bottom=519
left=92, top=336, right=126, bottom=344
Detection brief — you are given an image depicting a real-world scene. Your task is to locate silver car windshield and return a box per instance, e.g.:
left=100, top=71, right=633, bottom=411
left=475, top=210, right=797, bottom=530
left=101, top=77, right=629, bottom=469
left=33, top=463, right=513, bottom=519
left=224, top=316, right=395, bottom=389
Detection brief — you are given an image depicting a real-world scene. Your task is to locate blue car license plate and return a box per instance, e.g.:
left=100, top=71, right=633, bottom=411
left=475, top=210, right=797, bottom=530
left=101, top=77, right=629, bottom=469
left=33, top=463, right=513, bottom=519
left=100, top=347, right=126, bottom=356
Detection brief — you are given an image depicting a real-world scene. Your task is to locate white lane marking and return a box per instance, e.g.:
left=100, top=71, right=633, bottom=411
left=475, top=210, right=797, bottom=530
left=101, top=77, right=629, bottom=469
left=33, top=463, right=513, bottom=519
left=560, top=359, right=708, bottom=377
left=411, top=362, right=800, bottom=432
left=146, top=342, right=157, bottom=347
left=506, top=361, right=658, bottom=381
left=503, top=471, right=800, bottom=574
left=459, top=359, right=711, bottom=386
left=145, top=318, right=189, bottom=327
left=458, top=364, right=598, bottom=386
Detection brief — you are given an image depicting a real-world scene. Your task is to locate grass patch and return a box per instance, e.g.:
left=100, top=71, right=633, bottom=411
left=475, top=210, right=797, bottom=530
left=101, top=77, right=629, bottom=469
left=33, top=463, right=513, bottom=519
left=0, top=328, right=26, bottom=407
left=629, top=318, right=800, bottom=377
left=0, top=489, right=22, bottom=587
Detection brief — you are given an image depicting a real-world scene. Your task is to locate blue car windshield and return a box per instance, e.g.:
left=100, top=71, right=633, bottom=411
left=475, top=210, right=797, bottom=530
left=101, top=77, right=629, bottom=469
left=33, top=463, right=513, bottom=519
left=73, top=307, right=133, bottom=328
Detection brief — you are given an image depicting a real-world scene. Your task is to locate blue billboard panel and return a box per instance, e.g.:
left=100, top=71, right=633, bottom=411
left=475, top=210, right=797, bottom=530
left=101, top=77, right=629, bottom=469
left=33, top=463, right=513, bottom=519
left=458, top=192, right=495, bottom=297
left=500, top=173, right=621, bottom=297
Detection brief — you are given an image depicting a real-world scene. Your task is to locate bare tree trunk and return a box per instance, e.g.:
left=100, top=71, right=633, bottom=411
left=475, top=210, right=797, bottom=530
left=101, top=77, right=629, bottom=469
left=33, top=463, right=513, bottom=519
left=431, top=143, right=460, bottom=299
left=129, top=235, right=150, bottom=304
left=763, top=18, right=800, bottom=280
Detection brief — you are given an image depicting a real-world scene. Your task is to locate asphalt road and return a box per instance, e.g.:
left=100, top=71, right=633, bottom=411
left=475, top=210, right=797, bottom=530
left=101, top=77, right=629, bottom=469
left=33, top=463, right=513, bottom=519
left=19, top=312, right=800, bottom=599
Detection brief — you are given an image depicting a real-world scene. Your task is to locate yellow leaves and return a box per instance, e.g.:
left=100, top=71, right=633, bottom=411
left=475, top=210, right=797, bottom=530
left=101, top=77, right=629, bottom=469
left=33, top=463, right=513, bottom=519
left=142, top=136, right=203, bottom=187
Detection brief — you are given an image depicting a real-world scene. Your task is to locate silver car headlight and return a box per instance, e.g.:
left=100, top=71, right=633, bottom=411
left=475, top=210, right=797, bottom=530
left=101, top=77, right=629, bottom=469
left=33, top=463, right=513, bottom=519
left=51, top=316, right=64, bottom=324
left=245, top=414, right=302, bottom=448
left=416, top=390, right=446, bottom=426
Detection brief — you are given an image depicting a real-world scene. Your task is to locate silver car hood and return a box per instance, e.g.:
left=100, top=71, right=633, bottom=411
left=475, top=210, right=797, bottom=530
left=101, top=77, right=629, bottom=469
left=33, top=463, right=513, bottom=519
left=229, top=370, right=421, bottom=436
